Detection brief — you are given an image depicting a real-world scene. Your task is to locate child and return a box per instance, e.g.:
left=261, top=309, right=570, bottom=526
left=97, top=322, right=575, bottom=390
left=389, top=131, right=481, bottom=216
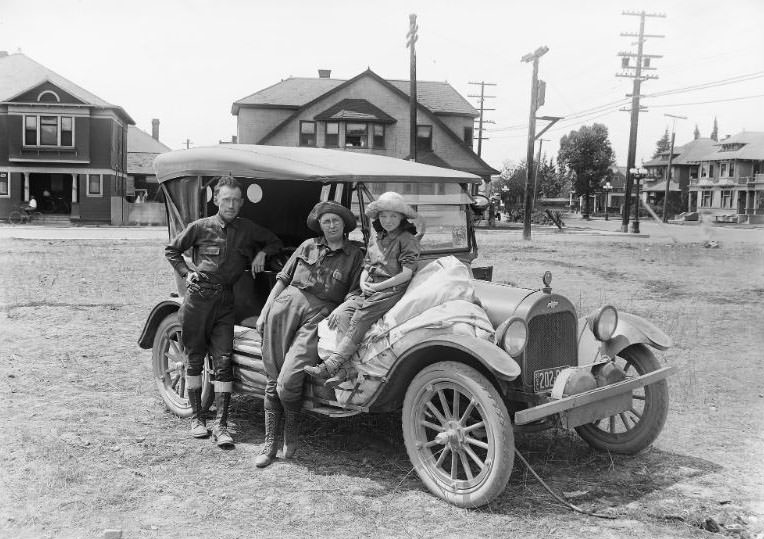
left=304, top=191, right=421, bottom=387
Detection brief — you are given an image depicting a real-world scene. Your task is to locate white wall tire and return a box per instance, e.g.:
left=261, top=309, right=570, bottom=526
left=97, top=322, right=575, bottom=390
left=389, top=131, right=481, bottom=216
left=402, top=361, right=514, bottom=508
left=151, top=312, right=213, bottom=417
left=575, top=344, right=669, bottom=454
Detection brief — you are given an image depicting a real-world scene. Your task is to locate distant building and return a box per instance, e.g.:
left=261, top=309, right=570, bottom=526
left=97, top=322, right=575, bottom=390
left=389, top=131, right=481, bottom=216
left=123, top=120, right=171, bottom=225
left=642, top=138, right=717, bottom=217
left=232, top=68, right=498, bottom=182
left=0, top=52, right=134, bottom=223
left=688, top=132, right=764, bottom=223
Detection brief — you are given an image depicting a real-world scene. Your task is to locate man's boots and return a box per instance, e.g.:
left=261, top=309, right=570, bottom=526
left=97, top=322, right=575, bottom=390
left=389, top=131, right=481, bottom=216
left=212, top=387, right=234, bottom=448
left=282, top=402, right=300, bottom=459
left=255, top=397, right=282, bottom=468
left=187, top=375, right=209, bottom=438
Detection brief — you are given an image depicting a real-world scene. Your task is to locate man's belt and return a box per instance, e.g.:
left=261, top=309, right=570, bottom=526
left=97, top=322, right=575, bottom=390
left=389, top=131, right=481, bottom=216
left=193, top=281, right=231, bottom=291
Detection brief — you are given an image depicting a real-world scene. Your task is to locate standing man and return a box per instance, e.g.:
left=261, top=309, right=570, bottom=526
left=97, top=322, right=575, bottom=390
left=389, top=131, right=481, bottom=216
left=165, top=175, right=282, bottom=448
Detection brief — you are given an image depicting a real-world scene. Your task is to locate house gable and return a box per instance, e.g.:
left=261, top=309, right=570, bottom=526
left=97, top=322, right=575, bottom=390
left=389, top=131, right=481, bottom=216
left=11, top=81, right=87, bottom=105
left=256, top=69, right=497, bottom=177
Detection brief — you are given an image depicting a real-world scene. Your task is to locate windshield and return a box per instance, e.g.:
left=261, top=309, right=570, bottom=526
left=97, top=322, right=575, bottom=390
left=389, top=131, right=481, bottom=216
left=356, top=182, right=473, bottom=254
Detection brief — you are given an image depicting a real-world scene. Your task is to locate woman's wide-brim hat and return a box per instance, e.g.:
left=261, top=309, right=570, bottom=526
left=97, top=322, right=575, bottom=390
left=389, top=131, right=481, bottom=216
left=306, top=201, right=357, bottom=234
left=366, top=191, right=417, bottom=220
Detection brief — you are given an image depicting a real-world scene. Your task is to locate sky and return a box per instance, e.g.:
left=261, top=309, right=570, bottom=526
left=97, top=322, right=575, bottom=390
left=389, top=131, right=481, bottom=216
left=2, top=0, right=763, bottom=172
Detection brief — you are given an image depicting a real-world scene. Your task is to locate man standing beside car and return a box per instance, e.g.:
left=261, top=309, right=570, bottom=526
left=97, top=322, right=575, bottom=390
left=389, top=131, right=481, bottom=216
left=165, top=174, right=282, bottom=448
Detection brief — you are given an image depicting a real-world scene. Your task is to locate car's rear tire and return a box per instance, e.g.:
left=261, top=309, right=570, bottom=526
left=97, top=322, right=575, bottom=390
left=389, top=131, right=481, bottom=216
left=151, top=312, right=213, bottom=418
left=402, top=361, right=514, bottom=508
left=575, top=344, right=669, bottom=454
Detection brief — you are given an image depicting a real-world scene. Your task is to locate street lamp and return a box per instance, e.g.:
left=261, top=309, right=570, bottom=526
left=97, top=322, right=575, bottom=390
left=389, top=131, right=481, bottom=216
left=603, top=181, right=613, bottom=220
left=629, top=167, right=648, bottom=233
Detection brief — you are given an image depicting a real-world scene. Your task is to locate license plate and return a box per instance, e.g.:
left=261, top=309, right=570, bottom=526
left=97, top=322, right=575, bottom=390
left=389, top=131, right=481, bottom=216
left=533, top=366, right=569, bottom=392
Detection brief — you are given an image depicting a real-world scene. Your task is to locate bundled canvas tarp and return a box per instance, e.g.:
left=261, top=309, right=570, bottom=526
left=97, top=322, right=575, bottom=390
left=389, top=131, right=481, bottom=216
left=317, top=256, right=495, bottom=406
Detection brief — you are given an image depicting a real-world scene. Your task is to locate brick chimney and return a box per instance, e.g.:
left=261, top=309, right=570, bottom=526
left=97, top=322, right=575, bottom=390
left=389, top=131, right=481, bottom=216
left=151, top=118, right=160, bottom=140
left=318, top=69, right=331, bottom=79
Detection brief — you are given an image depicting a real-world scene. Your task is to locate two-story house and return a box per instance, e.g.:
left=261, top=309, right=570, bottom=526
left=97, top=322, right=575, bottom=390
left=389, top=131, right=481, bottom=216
left=0, top=52, right=134, bottom=223
left=688, top=131, right=764, bottom=223
left=232, top=68, right=498, bottom=190
left=642, top=138, right=717, bottom=218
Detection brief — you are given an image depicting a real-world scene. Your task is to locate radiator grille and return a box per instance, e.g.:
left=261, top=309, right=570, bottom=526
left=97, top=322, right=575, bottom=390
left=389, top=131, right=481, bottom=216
left=523, top=311, right=578, bottom=390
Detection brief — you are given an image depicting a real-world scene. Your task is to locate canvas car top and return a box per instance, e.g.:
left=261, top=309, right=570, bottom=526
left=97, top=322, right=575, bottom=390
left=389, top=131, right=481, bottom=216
left=153, top=145, right=483, bottom=185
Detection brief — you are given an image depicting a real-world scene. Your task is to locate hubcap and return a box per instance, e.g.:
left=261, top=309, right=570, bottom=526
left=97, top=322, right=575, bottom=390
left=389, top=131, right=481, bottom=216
left=414, top=383, right=493, bottom=490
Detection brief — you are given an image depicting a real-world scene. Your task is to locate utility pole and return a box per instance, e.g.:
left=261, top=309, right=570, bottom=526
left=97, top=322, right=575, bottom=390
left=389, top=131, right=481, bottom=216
left=617, top=10, right=665, bottom=233
left=183, top=138, right=193, bottom=149
left=468, top=81, right=496, bottom=157
left=533, top=138, right=548, bottom=206
left=662, top=113, right=687, bottom=221
left=521, top=46, right=549, bottom=241
left=406, top=14, right=419, bottom=162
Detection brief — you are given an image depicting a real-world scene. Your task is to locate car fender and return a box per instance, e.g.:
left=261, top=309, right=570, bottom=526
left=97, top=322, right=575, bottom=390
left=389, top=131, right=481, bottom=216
left=578, top=311, right=672, bottom=363
left=137, top=299, right=182, bottom=349
left=398, top=334, right=521, bottom=381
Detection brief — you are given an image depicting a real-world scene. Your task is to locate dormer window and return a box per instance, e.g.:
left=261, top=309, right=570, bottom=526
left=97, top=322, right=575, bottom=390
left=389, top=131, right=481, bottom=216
left=24, top=115, right=74, bottom=147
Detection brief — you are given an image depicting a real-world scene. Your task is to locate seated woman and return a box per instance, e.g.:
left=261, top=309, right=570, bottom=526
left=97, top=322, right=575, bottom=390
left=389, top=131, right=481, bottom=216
left=305, top=192, right=421, bottom=388
left=254, top=201, right=364, bottom=468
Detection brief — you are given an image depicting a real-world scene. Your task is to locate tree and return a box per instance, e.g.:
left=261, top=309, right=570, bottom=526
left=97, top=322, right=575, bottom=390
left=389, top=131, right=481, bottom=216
left=711, top=117, right=718, bottom=142
left=653, top=128, right=671, bottom=158
left=492, top=160, right=526, bottom=211
left=557, top=123, right=615, bottom=220
left=693, top=124, right=700, bottom=140
left=535, top=156, right=572, bottom=199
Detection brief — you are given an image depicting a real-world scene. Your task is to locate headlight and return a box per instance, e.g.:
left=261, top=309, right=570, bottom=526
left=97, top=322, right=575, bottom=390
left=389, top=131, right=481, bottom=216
left=591, top=305, right=618, bottom=341
left=501, top=318, right=528, bottom=357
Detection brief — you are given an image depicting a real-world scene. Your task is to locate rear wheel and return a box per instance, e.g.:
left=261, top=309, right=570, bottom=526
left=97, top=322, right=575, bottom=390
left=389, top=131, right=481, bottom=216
left=402, top=361, right=514, bottom=508
left=575, top=344, right=669, bottom=454
left=8, top=211, right=25, bottom=225
left=151, top=312, right=213, bottom=417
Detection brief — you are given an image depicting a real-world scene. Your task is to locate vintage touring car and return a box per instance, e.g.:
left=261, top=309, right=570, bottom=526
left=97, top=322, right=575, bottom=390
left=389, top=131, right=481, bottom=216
left=138, top=145, right=673, bottom=508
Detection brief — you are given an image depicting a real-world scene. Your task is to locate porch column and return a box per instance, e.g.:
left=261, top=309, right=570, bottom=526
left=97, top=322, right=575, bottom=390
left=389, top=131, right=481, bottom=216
left=23, top=172, right=29, bottom=201
left=70, top=173, right=80, bottom=221
left=71, top=173, right=78, bottom=204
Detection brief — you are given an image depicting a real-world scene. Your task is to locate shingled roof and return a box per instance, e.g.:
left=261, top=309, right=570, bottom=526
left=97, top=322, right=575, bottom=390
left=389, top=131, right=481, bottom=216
left=232, top=71, right=478, bottom=117
left=127, top=126, right=171, bottom=175
left=644, top=138, right=717, bottom=166
left=314, top=98, right=396, bottom=123
left=0, top=52, right=133, bottom=123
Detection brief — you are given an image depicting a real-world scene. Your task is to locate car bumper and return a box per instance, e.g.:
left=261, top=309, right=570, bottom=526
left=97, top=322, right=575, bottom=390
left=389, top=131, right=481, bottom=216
left=513, top=366, right=674, bottom=428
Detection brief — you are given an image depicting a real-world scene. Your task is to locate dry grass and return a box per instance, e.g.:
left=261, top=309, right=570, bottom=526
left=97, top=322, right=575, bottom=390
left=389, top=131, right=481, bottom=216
left=0, top=230, right=762, bottom=538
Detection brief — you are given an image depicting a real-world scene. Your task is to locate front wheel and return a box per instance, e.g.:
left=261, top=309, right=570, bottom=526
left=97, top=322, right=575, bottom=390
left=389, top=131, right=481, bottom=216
left=575, top=344, right=669, bottom=454
left=8, top=211, right=25, bottom=225
left=402, top=362, right=514, bottom=508
left=151, top=312, right=213, bottom=417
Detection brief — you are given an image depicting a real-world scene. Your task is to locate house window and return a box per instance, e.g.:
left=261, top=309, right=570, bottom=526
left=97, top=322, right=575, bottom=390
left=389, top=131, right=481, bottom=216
left=464, top=126, right=473, bottom=146
left=372, top=124, right=385, bottom=149
left=40, top=116, right=58, bottom=145
left=721, top=190, right=733, bottom=208
left=0, top=172, right=9, bottom=197
left=720, top=163, right=727, bottom=177
left=87, top=174, right=103, bottom=197
left=325, top=122, right=339, bottom=147
left=23, top=115, right=74, bottom=146
left=729, top=162, right=735, bottom=177
left=25, top=116, right=37, bottom=145
left=61, top=117, right=73, bottom=146
left=700, top=189, right=712, bottom=208
left=299, top=121, right=316, bottom=146
left=345, top=123, right=368, bottom=148
left=709, top=163, right=714, bottom=177
left=416, top=125, right=432, bottom=151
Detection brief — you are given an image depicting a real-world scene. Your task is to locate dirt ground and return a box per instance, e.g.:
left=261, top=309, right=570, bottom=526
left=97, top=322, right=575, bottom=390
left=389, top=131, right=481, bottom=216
left=1, top=220, right=762, bottom=539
